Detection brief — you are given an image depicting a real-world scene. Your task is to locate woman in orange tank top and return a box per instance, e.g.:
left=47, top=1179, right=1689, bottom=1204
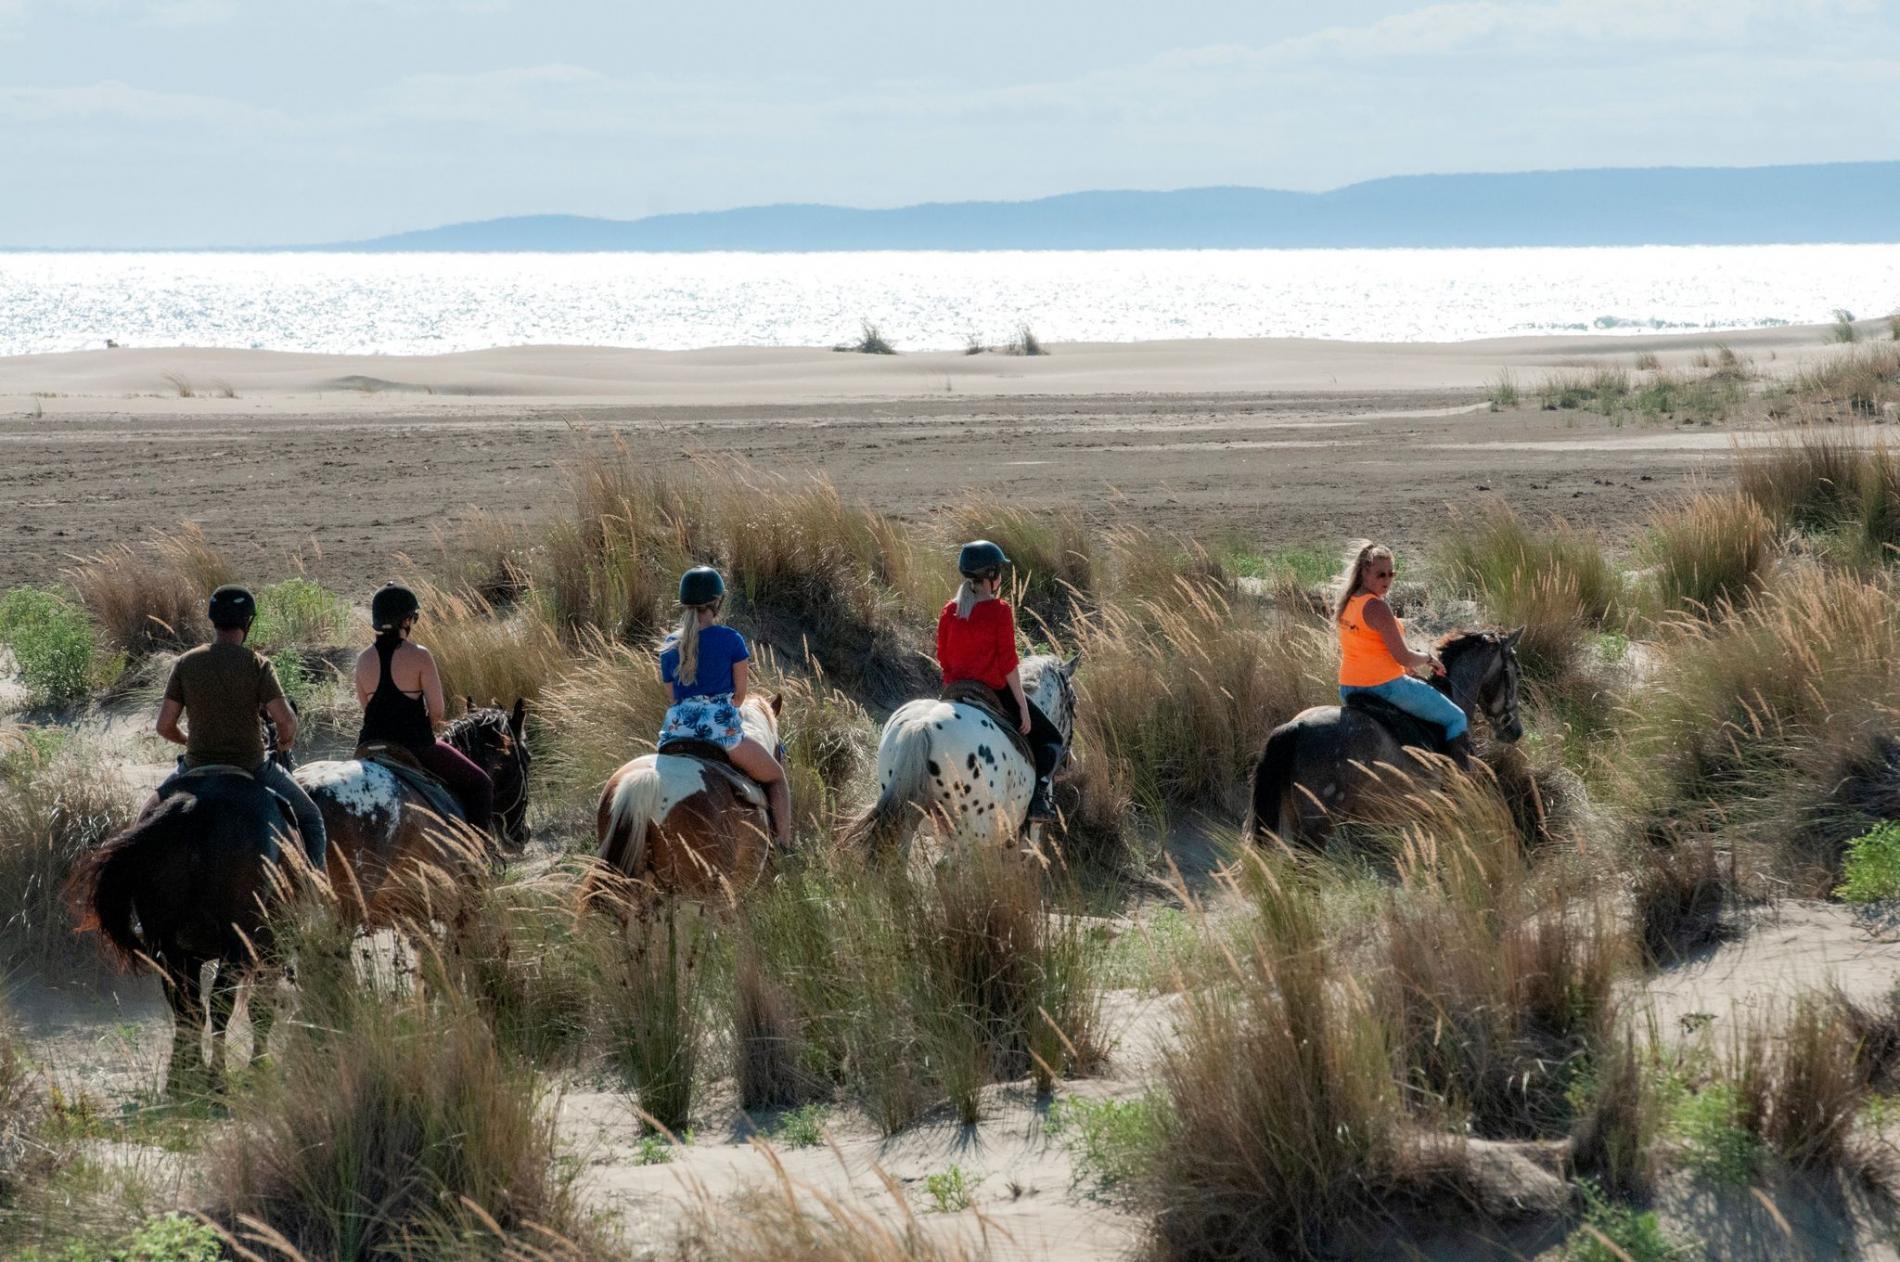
left=1333, top=542, right=1468, bottom=745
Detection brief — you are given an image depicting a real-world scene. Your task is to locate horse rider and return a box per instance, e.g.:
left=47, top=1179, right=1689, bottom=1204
left=1334, top=541, right=1472, bottom=767
left=658, top=565, right=791, bottom=846
left=937, top=540, right=1064, bottom=822
left=353, top=583, right=495, bottom=831
left=155, top=585, right=328, bottom=868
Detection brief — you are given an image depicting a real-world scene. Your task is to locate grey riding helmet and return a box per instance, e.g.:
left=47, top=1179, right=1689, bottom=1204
left=370, top=583, right=421, bottom=633
left=957, top=540, right=1010, bottom=577
left=207, top=585, right=256, bottom=629
left=679, top=566, right=725, bottom=607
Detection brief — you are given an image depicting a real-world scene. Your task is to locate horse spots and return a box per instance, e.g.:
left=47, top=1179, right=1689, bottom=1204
left=976, top=744, right=995, bottom=766
left=297, top=759, right=400, bottom=821
left=966, top=752, right=978, bottom=772
left=926, top=759, right=941, bottom=778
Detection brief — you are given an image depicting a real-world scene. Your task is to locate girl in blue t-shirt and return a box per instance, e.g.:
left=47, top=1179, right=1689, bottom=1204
left=657, top=566, right=790, bottom=845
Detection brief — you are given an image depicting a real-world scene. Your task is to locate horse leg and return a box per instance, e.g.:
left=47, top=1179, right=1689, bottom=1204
left=162, top=954, right=209, bottom=1098
left=208, top=960, right=247, bottom=1083
left=248, top=967, right=278, bottom=1067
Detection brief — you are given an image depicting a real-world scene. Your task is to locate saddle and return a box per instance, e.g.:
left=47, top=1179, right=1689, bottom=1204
left=157, top=763, right=298, bottom=836
left=940, top=680, right=1035, bottom=766
left=353, top=743, right=466, bottom=823
left=1342, top=692, right=1456, bottom=758
left=655, top=738, right=768, bottom=808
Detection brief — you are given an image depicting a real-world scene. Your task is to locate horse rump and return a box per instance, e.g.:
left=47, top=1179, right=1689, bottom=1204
left=1246, top=722, right=1301, bottom=846
left=842, top=707, right=939, bottom=854
left=66, top=795, right=195, bottom=969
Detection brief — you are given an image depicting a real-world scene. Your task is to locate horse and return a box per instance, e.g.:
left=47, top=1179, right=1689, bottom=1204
left=67, top=773, right=302, bottom=1093
left=1247, top=628, right=1526, bottom=848
left=843, top=653, right=1078, bottom=858
left=295, top=700, right=530, bottom=927
left=591, top=694, right=787, bottom=903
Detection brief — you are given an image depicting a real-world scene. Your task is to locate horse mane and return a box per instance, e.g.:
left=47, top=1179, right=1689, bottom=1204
left=1434, top=629, right=1495, bottom=660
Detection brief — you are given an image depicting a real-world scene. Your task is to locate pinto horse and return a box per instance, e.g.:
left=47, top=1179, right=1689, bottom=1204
left=1247, top=628, right=1525, bottom=848
left=296, top=700, right=529, bottom=926
left=68, top=773, right=300, bottom=1093
left=844, top=653, right=1078, bottom=858
left=592, top=694, right=785, bottom=902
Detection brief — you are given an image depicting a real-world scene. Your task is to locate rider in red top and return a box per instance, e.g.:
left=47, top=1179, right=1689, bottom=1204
left=935, top=540, right=1063, bottom=821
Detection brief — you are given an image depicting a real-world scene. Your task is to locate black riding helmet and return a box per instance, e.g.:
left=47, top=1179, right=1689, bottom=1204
left=957, top=540, right=1010, bottom=578
left=207, top=585, right=256, bottom=630
left=370, top=583, right=421, bottom=633
left=679, top=566, right=725, bottom=607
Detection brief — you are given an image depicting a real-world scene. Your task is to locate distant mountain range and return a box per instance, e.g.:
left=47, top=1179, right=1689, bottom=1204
left=309, top=161, right=1897, bottom=251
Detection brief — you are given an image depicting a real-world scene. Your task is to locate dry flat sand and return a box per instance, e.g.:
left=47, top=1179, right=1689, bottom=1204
left=0, top=325, right=1845, bottom=588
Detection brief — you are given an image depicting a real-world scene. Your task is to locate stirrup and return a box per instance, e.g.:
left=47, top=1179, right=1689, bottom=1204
left=1027, top=780, right=1056, bottom=822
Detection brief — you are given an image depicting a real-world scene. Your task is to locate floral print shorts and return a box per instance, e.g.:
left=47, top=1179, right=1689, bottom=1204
left=659, top=694, right=745, bottom=750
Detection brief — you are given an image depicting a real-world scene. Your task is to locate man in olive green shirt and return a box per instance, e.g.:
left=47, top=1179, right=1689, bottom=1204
left=155, top=586, right=327, bottom=867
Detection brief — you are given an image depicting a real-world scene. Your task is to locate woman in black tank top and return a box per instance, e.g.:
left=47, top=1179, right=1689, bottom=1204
left=358, top=633, right=435, bottom=750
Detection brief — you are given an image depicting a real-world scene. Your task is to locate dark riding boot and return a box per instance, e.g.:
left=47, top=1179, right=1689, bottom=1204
left=1445, top=733, right=1475, bottom=771
left=1028, top=777, right=1056, bottom=822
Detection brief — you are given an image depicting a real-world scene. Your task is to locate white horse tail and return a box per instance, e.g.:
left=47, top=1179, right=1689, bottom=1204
left=601, top=762, right=666, bottom=878
left=844, top=710, right=937, bottom=854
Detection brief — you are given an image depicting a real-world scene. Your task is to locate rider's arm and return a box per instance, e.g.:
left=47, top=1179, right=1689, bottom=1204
left=1005, top=668, right=1032, bottom=734
left=731, top=658, right=750, bottom=707
left=1363, top=597, right=1439, bottom=674
left=416, top=647, right=449, bottom=734
left=156, top=698, right=187, bottom=746
left=354, top=650, right=376, bottom=709
left=264, top=697, right=299, bottom=750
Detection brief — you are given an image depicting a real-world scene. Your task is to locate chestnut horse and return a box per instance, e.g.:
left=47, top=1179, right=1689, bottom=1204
left=592, top=694, right=785, bottom=902
left=68, top=773, right=300, bottom=1093
left=295, top=701, right=530, bottom=926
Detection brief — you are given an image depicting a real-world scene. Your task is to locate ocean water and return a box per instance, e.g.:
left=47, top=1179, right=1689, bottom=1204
left=3, top=245, right=1898, bottom=357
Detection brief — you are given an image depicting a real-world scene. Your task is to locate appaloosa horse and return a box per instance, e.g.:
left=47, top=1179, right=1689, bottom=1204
left=844, top=653, right=1078, bottom=858
left=1247, top=628, right=1525, bottom=847
left=592, top=694, right=786, bottom=902
left=296, top=700, right=530, bottom=925
left=68, top=773, right=302, bottom=1093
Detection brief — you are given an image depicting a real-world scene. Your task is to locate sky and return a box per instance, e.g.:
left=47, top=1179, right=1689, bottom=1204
left=3, top=0, right=1897, bottom=247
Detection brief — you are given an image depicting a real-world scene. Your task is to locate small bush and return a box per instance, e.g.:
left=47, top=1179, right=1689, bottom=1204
left=1002, top=325, right=1047, bottom=357
left=836, top=321, right=896, bottom=355
left=1640, top=492, right=1774, bottom=616
left=1672, top=1077, right=1764, bottom=1184
left=1487, top=369, right=1520, bottom=408
left=1836, top=821, right=1900, bottom=903
left=1048, top=1094, right=1161, bottom=1190
left=1830, top=308, right=1859, bottom=344
left=1566, top=1179, right=1695, bottom=1262
left=0, top=588, right=107, bottom=705
left=249, top=578, right=351, bottom=650
left=64, top=546, right=204, bottom=657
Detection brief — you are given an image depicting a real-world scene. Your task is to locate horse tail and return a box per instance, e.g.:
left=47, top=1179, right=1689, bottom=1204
left=1247, top=722, right=1301, bottom=846
left=843, top=710, right=937, bottom=854
left=67, top=797, right=191, bottom=970
left=600, top=763, right=665, bottom=880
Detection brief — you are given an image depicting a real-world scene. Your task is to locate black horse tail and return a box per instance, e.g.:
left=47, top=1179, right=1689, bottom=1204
left=67, top=796, right=190, bottom=970
left=1246, top=722, right=1300, bottom=845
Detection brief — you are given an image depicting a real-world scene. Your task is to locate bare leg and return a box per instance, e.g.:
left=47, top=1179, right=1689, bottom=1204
left=728, top=738, right=792, bottom=846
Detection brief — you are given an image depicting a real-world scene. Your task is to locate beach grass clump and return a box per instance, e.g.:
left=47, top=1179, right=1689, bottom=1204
left=1569, top=1036, right=1661, bottom=1201
left=1830, top=308, right=1859, bottom=344
left=249, top=577, right=352, bottom=650
left=1622, top=567, right=1900, bottom=893
left=1434, top=504, right=1621, bottom=679
left=1791, top=342, right=1900, bottom=417
left=1538, top=366, right=1631, bottom=414
left=599, top=904, right=718, bottom=1135
left=0, top=732, right=135, bottom=983
left=63, top=545, right=205, bottom=657
left=0, top=588, right=112, bottom=705
left=836, top=321, right=897, bottom=355
left=1486, top=368, right=1520, bottom=409
left=1071, top=585, right=1331, bottom=815
left=1633, top=835, right=1737, bottom=965
left=1634, top=351, right=1663, bottom=372
left=945, top=498, right=1095, bottom=628
left=1737, top=428, right=1900, bottom=563
left=208, top=905, right=598, bottom=1260
left=1002, top=325, right=1047, bottom=357
left=1638, top=492, right=1775, bottom=616
left=538, top=634, right=672, bottom=806
left=150, top=523, right=234, bottom=597
left=1629, top=371, right=1745, bottom=424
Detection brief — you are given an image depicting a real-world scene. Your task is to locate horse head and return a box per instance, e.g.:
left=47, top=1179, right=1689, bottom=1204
left=1022, top=652, right=1080, bottom=747
left=1440, top=628, right=1525, bottom=743
left=449, top=698, right=533, bottom=844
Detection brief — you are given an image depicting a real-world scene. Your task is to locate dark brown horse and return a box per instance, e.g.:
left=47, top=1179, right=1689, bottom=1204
left=295, top=701, right=529, bottom=927
left=1247, top=628, right=1526, bottom=847
left=68, top=773, right=300, bottom=1093
left=592, top=695, right=784, bottom=903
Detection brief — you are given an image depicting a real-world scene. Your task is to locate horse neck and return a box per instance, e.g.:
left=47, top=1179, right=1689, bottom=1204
left=738, top=697, right=777, bottom=745
left=1442, top=647, right=1490, bottom=717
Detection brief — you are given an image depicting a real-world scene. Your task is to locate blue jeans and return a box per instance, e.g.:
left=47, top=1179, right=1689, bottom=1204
left=1340, top=675, right=1468, bottom=740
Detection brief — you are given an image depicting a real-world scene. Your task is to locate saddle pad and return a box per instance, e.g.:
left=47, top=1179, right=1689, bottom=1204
left=172, top=763, right=254, bottom=782
left=656, top=751, right=768, bottom=809
left=940, top=680, right=1035, bottom=766
left=1342, top=692, right=1451, bottom=754
left=156, top=765, right=297, bottom=838
left=353, top=745, right=465, bottom=823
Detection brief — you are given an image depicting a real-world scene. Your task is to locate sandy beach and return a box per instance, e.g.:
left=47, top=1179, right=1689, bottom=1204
left=0, top=325, right=1834, bottom=589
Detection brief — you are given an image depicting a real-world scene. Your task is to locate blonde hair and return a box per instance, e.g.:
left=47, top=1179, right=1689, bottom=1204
left=953, top=570, right=999, bottom=620
left=1332, top=541, right=1394, bottom=624
left=671, top=599, right=721, bottom=686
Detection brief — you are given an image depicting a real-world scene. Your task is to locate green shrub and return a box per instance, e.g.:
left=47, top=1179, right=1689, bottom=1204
left=1047, top=1094, right=1162, bottom=1190
left=922, top=1165, right=973, bottom=1212
left=1565, top=1179, right=1696, bottom=1261
left=1830, top=309, right=1858, bottom=344
left=1672, top=1080, right=1762, bottom=1183
left=1836, top=822, right=1900, bottom=903
left=0, top=588, right=107, bottom=705
left=18, top=1215, right=223, bottom=1262
left=249, top=579, right=351, bottom=650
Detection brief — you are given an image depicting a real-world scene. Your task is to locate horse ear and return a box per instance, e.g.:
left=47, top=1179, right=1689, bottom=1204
left=1503, top=627, right=1525, bottom=649
left=770, top=693, right=783, bottom=716
left=511, top=698, right=526, bottom=731
left=1062, top=653, right=1080, bottom=679
left=464, top=694, right=476, bottom=713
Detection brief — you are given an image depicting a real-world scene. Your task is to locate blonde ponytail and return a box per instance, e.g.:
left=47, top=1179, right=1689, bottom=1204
left=953, top=578, right=979, bottom=620
left=674, top=606, right=701, bottom=686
